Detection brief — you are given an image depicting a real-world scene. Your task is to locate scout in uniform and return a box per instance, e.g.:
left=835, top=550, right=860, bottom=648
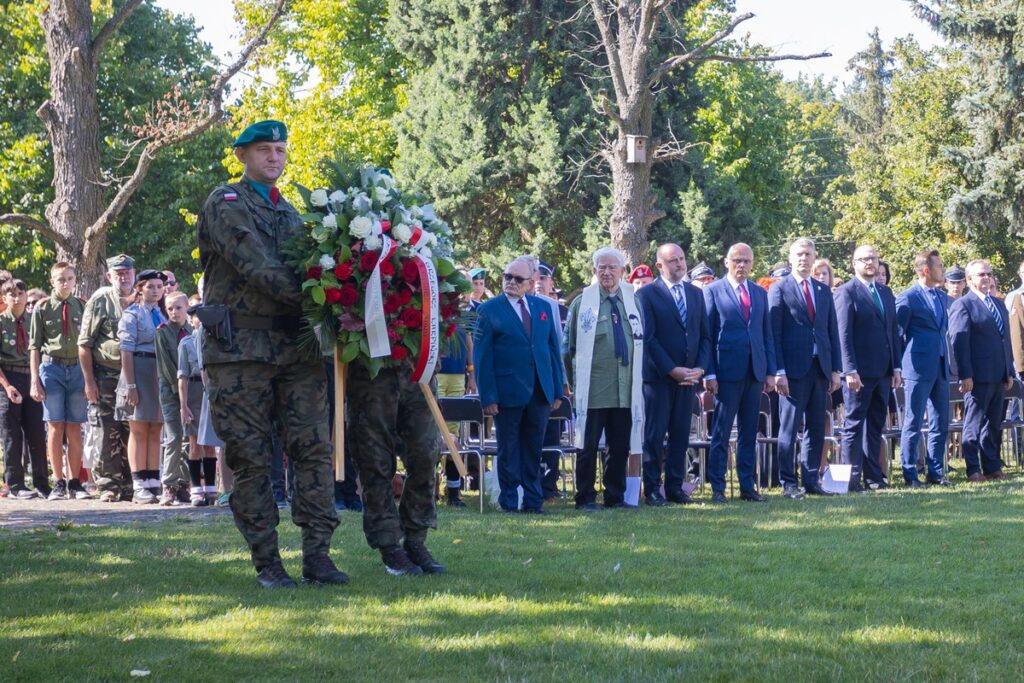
left=78, top=254, right=135, bottom=502
left=29, top=262, right=90, bottom=500
left=197, top=120, right=345, bottom=588
left=155, top=291, right=191, bottom=505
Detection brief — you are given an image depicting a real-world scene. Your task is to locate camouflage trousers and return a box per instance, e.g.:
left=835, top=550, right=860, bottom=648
left=206, top=360, right=338, bottom=570
left=89, top=366, right=130, bottom=495
left=158, top=384, right=189, bottom=488
left=347, top=363, right=439, bottom=550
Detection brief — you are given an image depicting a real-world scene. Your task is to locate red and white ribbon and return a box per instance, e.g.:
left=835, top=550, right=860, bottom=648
left=409, top=229, right=440, bottom=383
left=364, top=235, right=397, bottom=358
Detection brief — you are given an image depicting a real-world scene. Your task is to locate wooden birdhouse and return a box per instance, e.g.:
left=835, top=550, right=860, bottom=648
left=626, top=135, right=647, bottom=164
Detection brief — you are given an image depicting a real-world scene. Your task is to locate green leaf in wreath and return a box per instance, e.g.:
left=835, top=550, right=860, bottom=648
left=337, top=244, right=352, bottom=262
left=340, top=340, right=361, bottom=363
left=311, top=286, right=326, bottom=305
left=435, top=258, right=455, bottom=277
left=302, top=278, right=320, bottom=291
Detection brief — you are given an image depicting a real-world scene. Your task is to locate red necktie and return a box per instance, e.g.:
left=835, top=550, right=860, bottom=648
left=802, top=279, right=815, bottom=323
left=15, top=316, right=27, bottom=354
left=178, top=327, right=187, bottom=342
left=738, top=283, right=751, bottom=322
left=518, top=299, right=532, bottom=337
left=269, top=186, right=280, bottom=206
left=61, top=299, right=70, bottom=336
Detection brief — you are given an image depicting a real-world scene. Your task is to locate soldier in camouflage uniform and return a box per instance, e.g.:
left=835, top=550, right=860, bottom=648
left=197, top=120, right=345, bottom=589
left=347, top=364, right=446, bottom=576
left=78, top=254, right=135, bottom=502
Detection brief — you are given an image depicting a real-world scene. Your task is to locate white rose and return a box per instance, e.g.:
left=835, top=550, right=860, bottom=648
left=310, top=189, right=329, bottom=207
left=378, top=173, right=395, bottom=191
left=418, top=246, right=432, bottom=259
left=374, top=186, right=390, bottom=203
left=392, top=223, right=413, bottom=243
left=322, top=213, right=337, bottom=229
left=364, top=234, right=382, bottom=251
left=329, top=190, right=347, bottom=204
left=426, top=232, right=438, bottom=248
left=319, top=254, right=336, bottom=269
left=349, top=215, right=373, bottom=239
left=353, top=192, right=372, bottom=212
left=410, top=205, right=424, bottom=219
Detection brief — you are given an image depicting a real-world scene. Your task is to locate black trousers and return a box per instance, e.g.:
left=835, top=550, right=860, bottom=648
left=575, top=407, right=631, bottom=507
left=0, top=369, right=48, bottom=490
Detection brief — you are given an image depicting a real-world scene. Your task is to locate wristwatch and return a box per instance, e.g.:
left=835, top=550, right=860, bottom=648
left=125, top=383, right=137, bottom=389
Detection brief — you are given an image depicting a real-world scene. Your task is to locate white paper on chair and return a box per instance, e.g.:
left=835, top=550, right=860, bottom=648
left=822, top=464, right=852, bottom=494
left=624, top=477, right=641, bottom=506
left=484, top=458, right=502, bottom=508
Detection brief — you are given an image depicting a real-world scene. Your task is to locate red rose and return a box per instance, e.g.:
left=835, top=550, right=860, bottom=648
left=334, top=262, right=354, bottom=280
left=445, top=322, right=457, bottom=338
left=384, top=293, right=403, bottom=314
left=360, top=251, right=379, bottom=273
left=338, top=284, right=358, bottom=306
left=306, top=266, right=323, bottom=280
left=324, top=287, right=342, bottom=304
left=400, top=307, right=422, bottom=329
left=401, top=259, right=420, bottom=283
left=399, top=289, right=413, bottom=304
left=391, top=345, right=408, bottom=361
left=380, top=220, right=391, bottom=233
left=387, top=327, right=401, bottom=342
left=380, top=258, right=395, bottom=277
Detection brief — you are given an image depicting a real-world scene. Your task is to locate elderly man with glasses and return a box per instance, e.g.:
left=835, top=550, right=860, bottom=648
left=473, top=256, right=564, bottom=514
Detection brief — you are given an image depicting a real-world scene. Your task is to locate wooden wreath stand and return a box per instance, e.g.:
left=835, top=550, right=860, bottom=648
left=333, top=352, right=468, bottom=482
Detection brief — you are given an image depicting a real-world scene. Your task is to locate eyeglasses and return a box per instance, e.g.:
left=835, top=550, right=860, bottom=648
left=595, top=264, right=621, bottom=272
left=166, top=280, right=177, bottom=286
left=502, top=273, right=527, bottom=284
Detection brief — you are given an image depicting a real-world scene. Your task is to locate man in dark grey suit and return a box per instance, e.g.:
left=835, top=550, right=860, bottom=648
left=949, top=259, right=1015, bottom=482
left=769, top=238, right=841, bottom=499
left=834, top=245, right=903, bottom=492
left=637, top=244, right=710, bottom=506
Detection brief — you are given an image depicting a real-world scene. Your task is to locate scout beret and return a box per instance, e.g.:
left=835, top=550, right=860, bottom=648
left=771, top=266, right=791, bottom=278
left=690, top=263, right=714, bottom=279
left=469, top=268, right=487, bottom=280
left=134, top=269, right=168, bottom=286
left=945, top=266, right=965, bottom=282
left=232, top=120, right=287, bottom=148
left=627, top=265, right=654, bottom=282
left=106, top=254, right=135, bottom=270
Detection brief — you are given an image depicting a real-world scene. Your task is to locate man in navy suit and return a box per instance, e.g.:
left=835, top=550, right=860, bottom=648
left=769, top=238, right=841, bottom=499
left=949, top=259, right=1015, bottom=482
left=895, top=250, right=952, bottom=487
left=835, top=245, right=903, bottom=492
left=474, top=256, right=564, bottom=513
left=637, top=243, right=710, bottom=506
left=703, top=243, right=777, bottom=503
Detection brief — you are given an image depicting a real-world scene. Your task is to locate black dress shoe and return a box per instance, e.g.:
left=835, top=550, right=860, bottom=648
left=710, top=491, right=728, bottom=504
left=256, top=562, right=298, bottom=589
left=739, top=489, right=766, bottom=502
left=404, top=539, right=447, bottom=574
left=576, top=502, right=601, bottom=512
left=804, top=484, right=835, bottom=497
left=905, top=479, right=924, bottom=489
left=782, top=483, right=805, bottom=500
left=301, top=554, right=350, bottom=585
left=665, top=490, right=694, bottom=505
left=645, top=492, right=669, bottom=507
left=926, top=476, right=952, bottom=487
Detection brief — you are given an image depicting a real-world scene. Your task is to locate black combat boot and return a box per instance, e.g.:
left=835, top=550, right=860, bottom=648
left=301, top=553, right=350, bottom=586
left=256, top=561, right=297, bottom=589
left=380, top=546, right=424, bottom=576
left=446, top=486, right=466, bottom=508
left=404, top=538, right=447, bottom=574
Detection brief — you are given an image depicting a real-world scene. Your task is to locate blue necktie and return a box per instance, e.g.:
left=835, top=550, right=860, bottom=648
left=984, top=296, right=1005, bottom=337
left=672, top=284, right=687, bottom=325
left=929, top=288, right=944, bottom=324
left=151, top=307, right=163, bottom=329
left=607, top=294, right=629, bottom=366
left=870, top=284, right=884, bottom=317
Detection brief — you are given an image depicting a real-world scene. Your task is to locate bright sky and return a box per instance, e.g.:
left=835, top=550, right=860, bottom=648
left=157, top=0, right=943, bottom=89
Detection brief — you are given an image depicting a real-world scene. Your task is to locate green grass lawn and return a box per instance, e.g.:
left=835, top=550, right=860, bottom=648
left=3, top=477, right=1024, bottom=682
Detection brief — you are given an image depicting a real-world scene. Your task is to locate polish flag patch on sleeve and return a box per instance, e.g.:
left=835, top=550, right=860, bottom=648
left=223, top=191, right=238, bottom=201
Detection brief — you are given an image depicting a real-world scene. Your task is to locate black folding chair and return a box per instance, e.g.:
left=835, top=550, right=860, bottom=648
left=541, top=397, right=577, bottom=497
left=438, top=396, right=493, bottom=513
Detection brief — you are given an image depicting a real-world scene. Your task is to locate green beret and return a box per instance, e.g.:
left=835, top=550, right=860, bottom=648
left=106, top=254, right=135, bottom=270
left=469, top=268, right=487, bottom=280
left=232, top=120, right=287, bottom=148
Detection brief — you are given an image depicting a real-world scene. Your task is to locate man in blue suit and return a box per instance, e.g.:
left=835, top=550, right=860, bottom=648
left=949, top=259, right=1015, bottom=482
left=895, top=250, right=952, bottom=487
left=835, top=245, right=903, bottom=492
left=769, top=238, right=841, bottom=499
left=703, top=243, right=777, bottom=503
left=474, top=256, right=564, bottom=513
left=637, top=243, right=710, bottom=506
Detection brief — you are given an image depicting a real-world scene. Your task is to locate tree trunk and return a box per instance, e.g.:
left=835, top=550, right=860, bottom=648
left=39, top=0, right=107, bottom=294
left=608, top=139, right=654, bottom=268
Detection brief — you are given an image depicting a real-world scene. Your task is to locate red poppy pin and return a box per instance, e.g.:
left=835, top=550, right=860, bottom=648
left=540, top=312, right=548, bottom=321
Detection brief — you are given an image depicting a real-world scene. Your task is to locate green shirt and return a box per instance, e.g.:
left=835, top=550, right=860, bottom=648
left=77, top=286, right=125, bottom=370
left=155, top=321, right=186, bottom=394
left=564, top=288, right=633, bottom=410
left=0, top=310, right=31, bottom=368
left=29, top=294, right=85, bottom=359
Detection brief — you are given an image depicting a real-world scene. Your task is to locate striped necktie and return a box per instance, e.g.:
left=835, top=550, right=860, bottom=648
left=672, top=284, right=687, bottom=325
left=984, top=296, right=1005, bottom=337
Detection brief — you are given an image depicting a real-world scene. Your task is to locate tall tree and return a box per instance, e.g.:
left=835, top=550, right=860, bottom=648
left=0, top=0, right=288, bottom=291
left=584, top=0, right=827, bottom=267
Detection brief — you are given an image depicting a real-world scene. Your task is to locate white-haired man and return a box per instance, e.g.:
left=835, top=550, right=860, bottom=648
left=564, top=247, right=645, bottom=510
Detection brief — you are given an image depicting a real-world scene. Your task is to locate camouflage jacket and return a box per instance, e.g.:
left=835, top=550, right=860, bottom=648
left=197, top=179, right=307, bottom=366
